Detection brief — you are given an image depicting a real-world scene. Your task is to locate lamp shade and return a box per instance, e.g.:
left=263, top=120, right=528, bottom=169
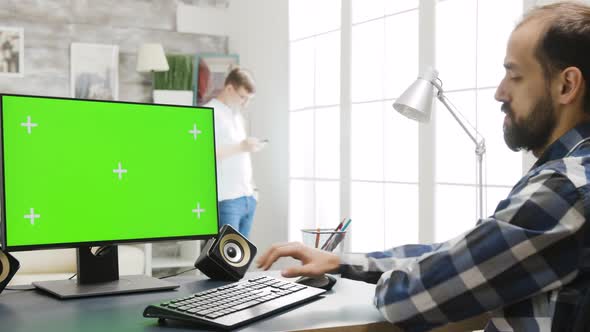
left=136, top=43, right=169, bottom=72
left=393, top=68, right=439, bottom=123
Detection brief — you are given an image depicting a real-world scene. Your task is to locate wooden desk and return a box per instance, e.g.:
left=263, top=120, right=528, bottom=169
left=0, top=271, right=487, bottom=331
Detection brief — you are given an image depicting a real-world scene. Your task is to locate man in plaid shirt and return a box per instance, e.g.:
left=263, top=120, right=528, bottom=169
left=258, top=2, right=590, bottom=331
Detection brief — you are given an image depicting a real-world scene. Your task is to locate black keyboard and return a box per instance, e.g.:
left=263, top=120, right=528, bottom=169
left=143, top=275, right=326, bottom=330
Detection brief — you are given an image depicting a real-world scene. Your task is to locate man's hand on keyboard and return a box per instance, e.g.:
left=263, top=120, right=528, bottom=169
left=256, top=242, right=340, bottom=278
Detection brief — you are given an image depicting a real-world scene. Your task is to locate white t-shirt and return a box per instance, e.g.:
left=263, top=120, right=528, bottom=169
left=204, top=98, right=254, bottom=201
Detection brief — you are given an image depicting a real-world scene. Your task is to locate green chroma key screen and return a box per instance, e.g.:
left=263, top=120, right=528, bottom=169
left=0, top=95, right=219, bottom=250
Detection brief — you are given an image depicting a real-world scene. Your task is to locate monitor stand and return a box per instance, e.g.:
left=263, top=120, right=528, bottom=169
left=33, top=246, right=179, bottom=299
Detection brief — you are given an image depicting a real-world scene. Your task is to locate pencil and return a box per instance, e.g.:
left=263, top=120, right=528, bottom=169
left=314, top=227, right=320, bottom=248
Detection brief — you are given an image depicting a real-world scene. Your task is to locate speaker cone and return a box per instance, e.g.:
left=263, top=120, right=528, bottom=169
left=219, top=233, right=251, bottom=268
left=0, top=250, right=9, bottom=282
left=223, top=241, right=243, bottom=264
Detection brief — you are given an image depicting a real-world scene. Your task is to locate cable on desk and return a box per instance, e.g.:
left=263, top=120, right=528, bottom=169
left=159, top=267, right=198, bottom=279
left=65, top=245, right=111, bottom=281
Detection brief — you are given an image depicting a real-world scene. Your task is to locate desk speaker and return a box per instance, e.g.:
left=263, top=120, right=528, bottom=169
left=0, top=249, right=19, bottom=294
left=195, top=224, right=257, bottom=281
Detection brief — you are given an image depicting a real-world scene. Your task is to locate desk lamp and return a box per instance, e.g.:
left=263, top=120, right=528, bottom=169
left=393, top=67, right=486, bottom=220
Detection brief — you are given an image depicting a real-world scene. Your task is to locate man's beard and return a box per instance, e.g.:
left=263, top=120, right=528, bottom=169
left=503, top=94, right=556, bottom=152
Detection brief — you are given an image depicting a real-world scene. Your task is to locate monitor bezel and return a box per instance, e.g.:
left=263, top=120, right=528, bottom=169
left=0, top=93, right=220, bottom=252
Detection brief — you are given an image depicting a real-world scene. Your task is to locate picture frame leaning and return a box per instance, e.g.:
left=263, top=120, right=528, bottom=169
left=0, top=27, right=24, bottom=77
left=70, top=43, right=119, bottom=100
left=194, top=54, right=239, bottom=106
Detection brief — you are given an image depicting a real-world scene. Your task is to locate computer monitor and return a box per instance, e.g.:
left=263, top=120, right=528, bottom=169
left=0, top=94, right=219, bottom=298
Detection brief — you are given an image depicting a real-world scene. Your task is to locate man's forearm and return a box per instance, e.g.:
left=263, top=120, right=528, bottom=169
left=339, top=252, right=424, bottom=284
left=338, top=243, right=442, bottom=284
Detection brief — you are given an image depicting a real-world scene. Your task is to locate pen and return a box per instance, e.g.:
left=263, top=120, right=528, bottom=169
left=341, top=219, right=352, bottom=232
left=320, top=218, right=346, bottom=250
left=322, top=218, right=351, bottom=251
left=324, top=218, right=351, bottom=251
left=338, top=217, right=347, bottom=229
left=325, top=233, right=345, bottom=252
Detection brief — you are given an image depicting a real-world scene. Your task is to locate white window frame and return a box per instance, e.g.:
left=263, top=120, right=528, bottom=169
left=289, top=0, right=532, bottom=250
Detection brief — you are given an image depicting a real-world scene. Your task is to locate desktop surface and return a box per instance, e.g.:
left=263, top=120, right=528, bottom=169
left=0, top=271, right=388, bottom=332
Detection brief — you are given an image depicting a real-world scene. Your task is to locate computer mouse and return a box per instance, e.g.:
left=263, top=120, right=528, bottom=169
left=295, top=274, right=337, bottom=291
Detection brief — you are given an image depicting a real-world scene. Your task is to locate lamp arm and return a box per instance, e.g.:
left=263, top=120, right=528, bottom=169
left=436, top=88, right=487, bottom=221
left=436, top=91, right=486, bottom=152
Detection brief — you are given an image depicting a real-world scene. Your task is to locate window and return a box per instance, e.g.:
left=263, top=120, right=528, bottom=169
left=350, top=1, right=420, bottom=252
left=288, top=0, right=341, bottom=240
left=288, top=0, right=524, bottom=252
left=434, top=0, right=522, bottom=241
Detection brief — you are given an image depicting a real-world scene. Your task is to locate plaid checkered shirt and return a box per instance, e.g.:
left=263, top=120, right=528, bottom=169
left=339, top=122, right=590, bottom=332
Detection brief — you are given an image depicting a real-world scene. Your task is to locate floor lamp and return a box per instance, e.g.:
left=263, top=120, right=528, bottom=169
left=393, top=67, right=486, bottom=221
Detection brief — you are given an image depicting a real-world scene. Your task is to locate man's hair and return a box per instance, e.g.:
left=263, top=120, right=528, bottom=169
left=224, top=67, right=256, bottom=94
left=518, top=2, right=590, bottom=112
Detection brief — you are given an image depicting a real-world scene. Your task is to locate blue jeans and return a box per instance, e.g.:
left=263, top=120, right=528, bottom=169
left=218, top=196, right=257, bottom=238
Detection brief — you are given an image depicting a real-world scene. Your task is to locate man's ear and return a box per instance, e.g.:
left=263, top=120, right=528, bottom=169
left=557, top=66, right=584, bottom=105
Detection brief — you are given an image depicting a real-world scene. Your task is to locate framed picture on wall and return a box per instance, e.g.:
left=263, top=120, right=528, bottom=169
left=70, top=43, right=119, bottom=100
left=194, top=54, right=239, bottom=106
left=0, top=27, right=24, bottom=77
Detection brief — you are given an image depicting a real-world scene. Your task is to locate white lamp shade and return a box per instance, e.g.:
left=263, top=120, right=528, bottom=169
left=393, top=68, right=439, bottom=123
left=136, top=43, right=169, bottom=72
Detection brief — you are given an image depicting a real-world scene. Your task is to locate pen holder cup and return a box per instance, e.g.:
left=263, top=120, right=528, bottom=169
left=301, top=228, right=347, bottom=255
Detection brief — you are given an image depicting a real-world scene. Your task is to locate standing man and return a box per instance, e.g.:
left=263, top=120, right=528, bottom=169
left=204, top=67, right=265, bottom=238
left=258, top=2, right=590, bottom=331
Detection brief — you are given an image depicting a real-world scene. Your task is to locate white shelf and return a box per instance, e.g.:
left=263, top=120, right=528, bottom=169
left=143, top=240, right=201, bottom=275
left=151, top=258, right=196, bottom=269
